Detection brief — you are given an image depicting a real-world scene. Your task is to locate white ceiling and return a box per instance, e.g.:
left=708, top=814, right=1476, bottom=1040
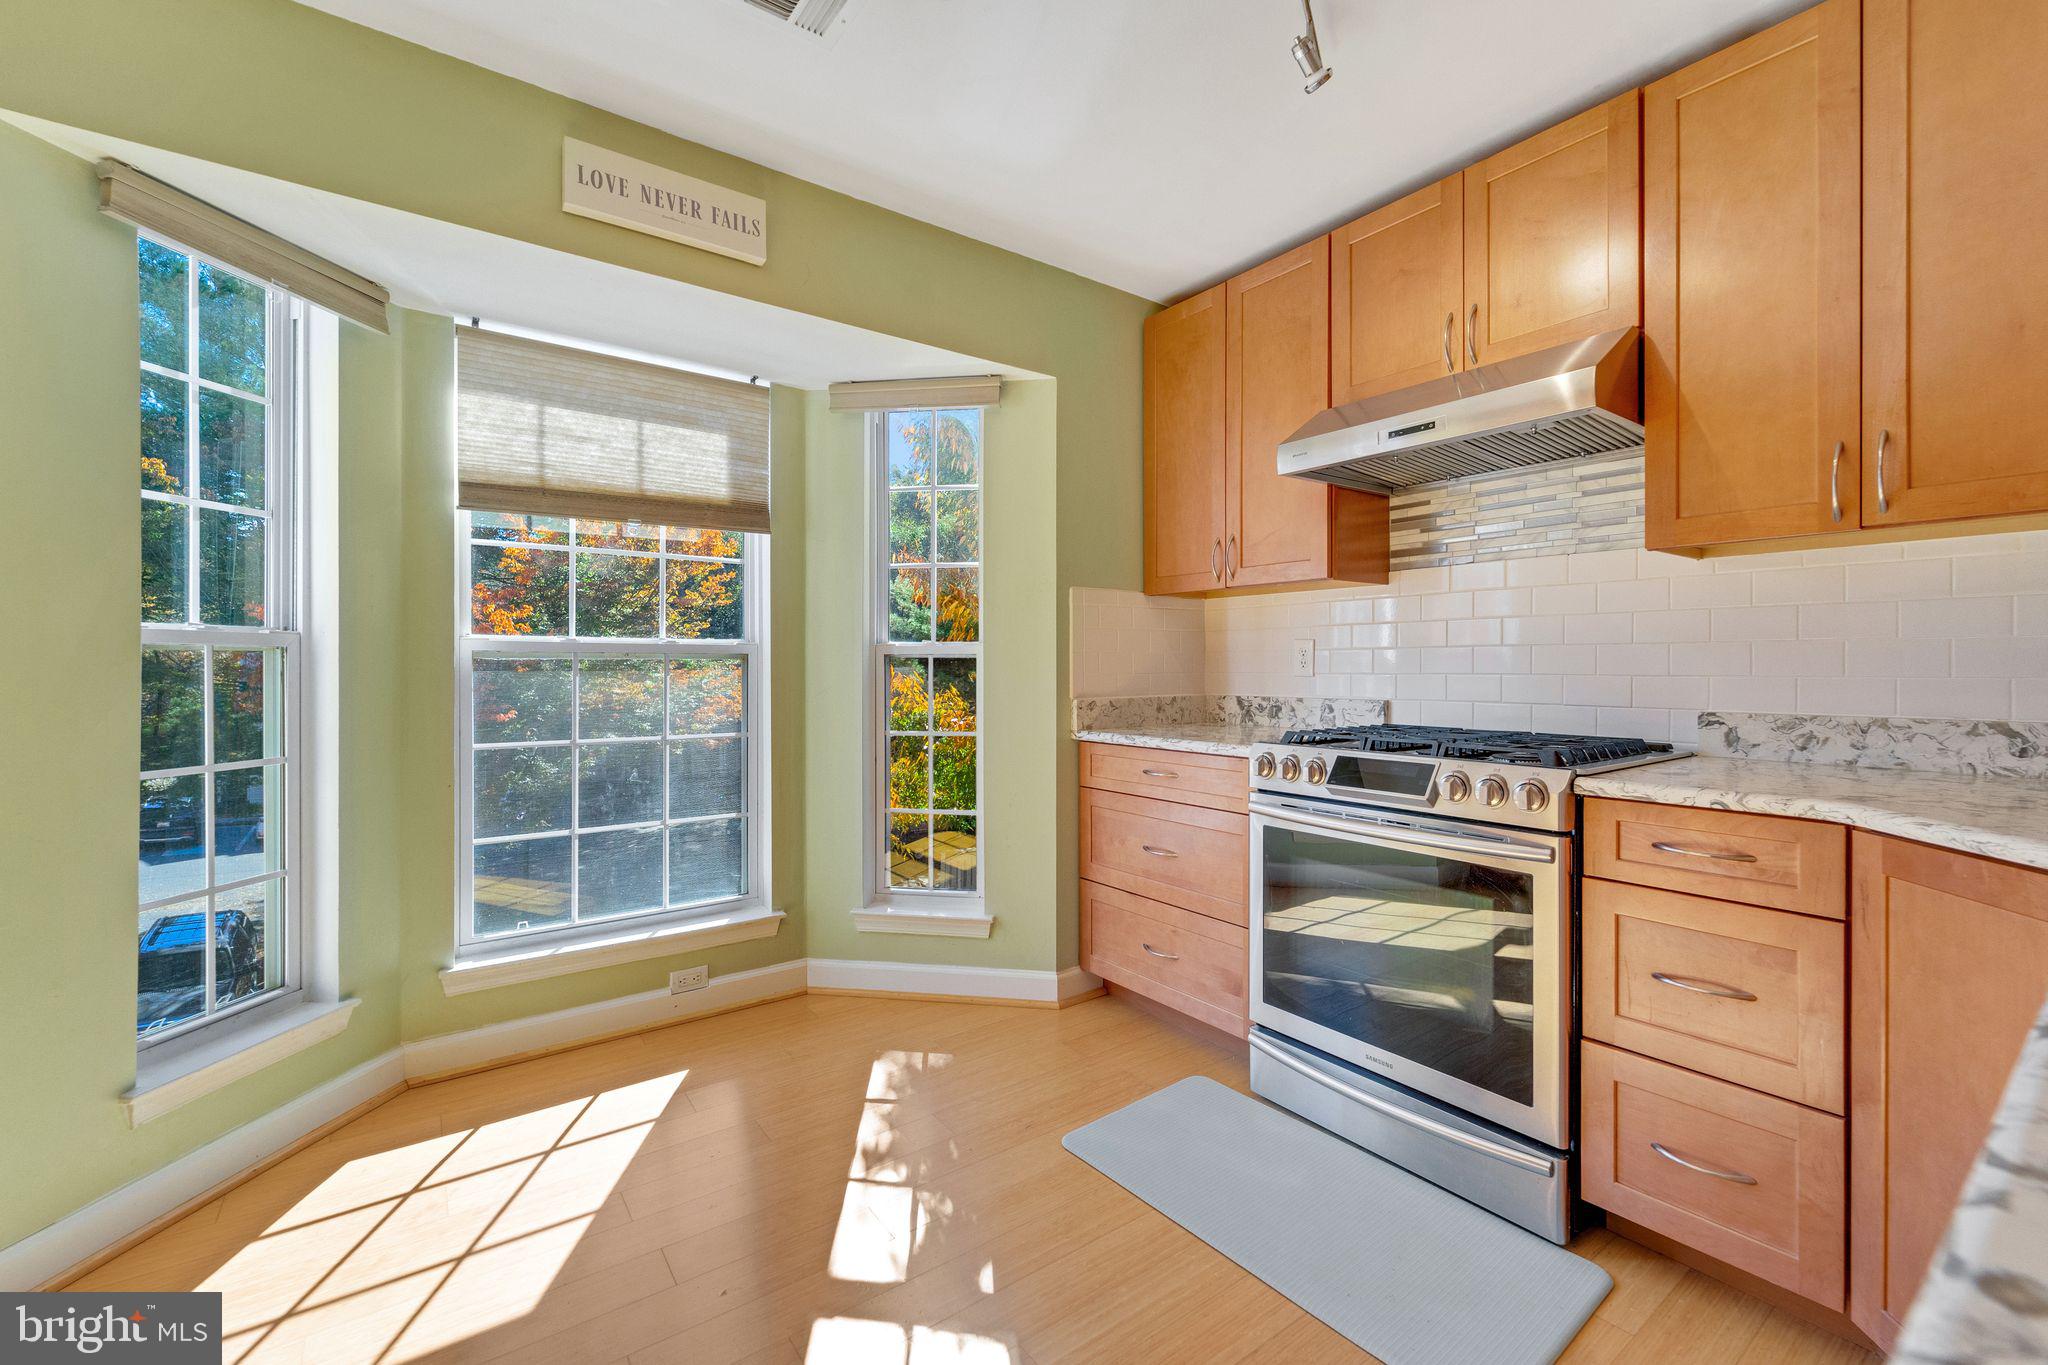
left=5, top=113, right=1030, bottom=389
left=298, top=0, right=1812, bottom=302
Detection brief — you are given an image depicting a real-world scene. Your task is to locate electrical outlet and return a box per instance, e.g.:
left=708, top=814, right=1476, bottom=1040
left=1291, top=639, right=1316, bottom=678
left=669, top=965, right=708, bottom=994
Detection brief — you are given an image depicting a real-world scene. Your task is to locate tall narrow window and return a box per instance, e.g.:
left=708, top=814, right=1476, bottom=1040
left=136, top=236, right=301, bottom=1042
left=875, top=408, right=982, bottom=896
left=458, top=516, right=763, bottom=944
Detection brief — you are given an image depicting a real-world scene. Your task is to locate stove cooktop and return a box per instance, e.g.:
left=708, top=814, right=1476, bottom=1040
left=1277, top=723, right=1674, bottom=770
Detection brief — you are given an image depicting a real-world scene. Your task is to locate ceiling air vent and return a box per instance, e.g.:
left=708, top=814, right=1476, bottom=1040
left=740, top=0, right=856, bottom=37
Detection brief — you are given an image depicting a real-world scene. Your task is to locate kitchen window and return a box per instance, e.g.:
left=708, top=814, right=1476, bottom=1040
left=457, top=515, right=764, bottom=946
left=872, top=408, right=983, bottom=902
left=136, top=235, right=303, bottom=1044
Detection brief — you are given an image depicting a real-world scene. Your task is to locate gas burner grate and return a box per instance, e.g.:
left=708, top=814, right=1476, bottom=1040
left=1277, top=723, right=1672, bottom=768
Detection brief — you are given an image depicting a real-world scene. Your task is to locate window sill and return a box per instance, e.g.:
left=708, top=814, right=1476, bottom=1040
left=440, top=905, right=785, bottom=997
left=851, top=903, right=995, bottom=939
left=124, top=997, right=360, bottom=1128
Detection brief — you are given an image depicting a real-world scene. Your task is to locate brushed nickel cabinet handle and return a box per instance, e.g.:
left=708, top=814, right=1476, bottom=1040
left=1829, top=440, right=1845, bottom=523
left=1650, top=841, right=1758, bottom=864
left=1140, top=844, right=1179, bottom=859
left=1227, top=534, right=1237, bottom=581
left=1140, top=768, right=1179, bottom=779
left=1443, top=311, right=1455, bottom=373
left=1876, top=428, right=1892, bottom=514
left=1652, top=971, right=1758, bottom=1002
left=1467, top=303, right=1479, bottom=365
left=1211, top=538, right=1222, bottom=581
left=1650, top=1142, right=1757, bottom=1185
left=1141, top=942, right=1180, bottom=961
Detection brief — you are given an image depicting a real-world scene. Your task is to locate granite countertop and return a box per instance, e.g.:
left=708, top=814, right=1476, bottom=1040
left=1576, top=754, right=2048, bottom=873
left=1073, top=721, right=1276, bottom=758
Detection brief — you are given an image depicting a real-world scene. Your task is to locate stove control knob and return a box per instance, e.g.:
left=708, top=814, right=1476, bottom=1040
left=1440, top=771, right=1471, bottom=803
left=1513, top=780, right=1551, bottom=813
left=1305, top=757, right=1328, bottom=785
left=1279, top=755, right=1302, bottom=782
left=1477, top=776, right=1509, bottom=808
left=1253, top=752, right=1277, bottom=780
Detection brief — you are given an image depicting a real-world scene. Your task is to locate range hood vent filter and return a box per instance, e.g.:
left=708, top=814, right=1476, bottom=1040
left=1308, top=410, right=1647, bottom=494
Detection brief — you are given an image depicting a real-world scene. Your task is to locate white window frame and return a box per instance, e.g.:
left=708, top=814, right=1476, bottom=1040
left=453, top=519, right=770, bottom=956
left=863, top=409, right=988, bottom=930
left=136, top=234, right=307, bottom=1050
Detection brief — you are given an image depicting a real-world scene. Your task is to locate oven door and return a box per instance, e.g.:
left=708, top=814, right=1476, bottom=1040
left=1248, top=796, right=1572, bottom=1148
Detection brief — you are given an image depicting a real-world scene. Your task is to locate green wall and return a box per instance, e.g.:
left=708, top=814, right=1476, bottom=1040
left=0, top=0, right=1152, bottom=1256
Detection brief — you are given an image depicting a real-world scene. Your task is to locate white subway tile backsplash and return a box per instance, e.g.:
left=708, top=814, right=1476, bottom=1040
left=1595, top=708, right=1672, bottom=742
left=1091, top=527, right=2037, bottom=730
left=1752, top=566, right=1845, bottom=605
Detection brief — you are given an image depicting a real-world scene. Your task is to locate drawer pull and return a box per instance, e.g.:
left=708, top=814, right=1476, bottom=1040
left=1140, top=844, right=1179, bottom=859
left=1140, top=768, right=1179, bottom=780
left=1141, top=942, right=1180, bottom=961
left=1651, top=971, right=1758, bottom=1002
left=1650, top=841, right=1758, bottom=864
left=1650, top=1141, right=1758, bottom=1185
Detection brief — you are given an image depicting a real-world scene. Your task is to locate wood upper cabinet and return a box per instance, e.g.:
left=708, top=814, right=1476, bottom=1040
left=1143, top=285, right=1227, bottom=594
left=1849, top=833, right=2048, bottom=1351
left=1464, top=90, right=1641, bottom=368
left=1863, top=0, right=2048, bottom=527
left=1330, top=174, right=1466, bottom=405
left=1644, top=0, right=1861, bottom=550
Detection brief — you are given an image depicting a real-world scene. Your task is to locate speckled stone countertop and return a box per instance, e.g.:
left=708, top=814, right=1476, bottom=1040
left=1072, top=721, right=1277, bottom=758
left=1576, top=755, right=2048, bottom=873
left=1894, top=994, right=2048, bottom=1363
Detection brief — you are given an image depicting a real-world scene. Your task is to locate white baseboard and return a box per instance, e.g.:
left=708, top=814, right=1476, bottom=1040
left=1, top=954, right=1103, bottom=1290
left=806, top=957, right=1102, bottom=1005
left=400, top=958, right=809, bottom=1080
left=0, top=1047, right=405, bottom=1292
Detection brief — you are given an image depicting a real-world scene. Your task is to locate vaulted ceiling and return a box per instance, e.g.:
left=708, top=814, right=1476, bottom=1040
left=299, top=0, right=1810, bottom=302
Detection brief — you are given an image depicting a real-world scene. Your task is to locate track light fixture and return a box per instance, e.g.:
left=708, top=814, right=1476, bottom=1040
left=1291, top=0, right=1333, bottom=94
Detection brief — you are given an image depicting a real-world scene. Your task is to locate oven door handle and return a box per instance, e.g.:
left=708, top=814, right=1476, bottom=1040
left=1249, top=1032, right=1556, bottom=1177
left=1249, top=800, right=1557, bottom=864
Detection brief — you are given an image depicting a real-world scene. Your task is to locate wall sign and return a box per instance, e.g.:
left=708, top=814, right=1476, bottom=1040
left=561, top=138, right=767, bottom=266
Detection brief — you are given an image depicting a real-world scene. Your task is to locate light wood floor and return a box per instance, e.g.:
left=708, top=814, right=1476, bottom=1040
left=72, top=991, right=1879, bottom=1363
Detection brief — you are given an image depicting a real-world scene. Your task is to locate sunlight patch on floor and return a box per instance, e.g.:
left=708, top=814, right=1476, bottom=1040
left=803, top=1317, right=1023, bottom=1363
left=204, top=1070, right=685, bottom=1362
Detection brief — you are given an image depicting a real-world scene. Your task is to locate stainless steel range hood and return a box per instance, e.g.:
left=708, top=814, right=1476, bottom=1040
left=1278, top=328, right=1643, bottom=493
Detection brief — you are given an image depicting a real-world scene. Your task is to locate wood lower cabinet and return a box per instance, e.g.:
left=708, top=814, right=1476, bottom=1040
left=1582, top=798, right=1847, bottom=919
left=1862, top=0, right=2048, bottom=528
left=1849, top=832, right=2048, bottom=1350
left=1079, top=743, right=1250, bottom=1036
left=1644, top=0, right=1861, bottom=549
left=1582, top=1041, right=1847, bottom=1308
left=1142, top=285, right=1228, bottom=593
left=1330, top=175, right=1466, bottom=405
left=1463, top=90, right=1641, bottom=368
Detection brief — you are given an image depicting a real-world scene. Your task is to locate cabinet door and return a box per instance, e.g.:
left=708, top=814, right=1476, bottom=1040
left=1464, top=91, right=1641, bottom=368
left=1849, top=833, right=2048, bottom=1350
left=1143, top=285, right=1227, bottom=594
left=1226, top=239, right=1333, bottom=587
left=1644, top=1, right=1861, bottom=550
left=1330, top=175, right=1465, bottom=404
left=1864, top=0, right=2048, bottom=526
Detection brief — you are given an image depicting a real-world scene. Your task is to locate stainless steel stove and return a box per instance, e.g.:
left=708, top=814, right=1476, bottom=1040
left=1246, top=723, right=1690, bottom=1242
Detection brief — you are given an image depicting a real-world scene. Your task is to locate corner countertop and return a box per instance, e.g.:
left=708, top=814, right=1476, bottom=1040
left=1577, top=754, right=2048, bottom=873
left=1073, top=723, right=1277, bottom=758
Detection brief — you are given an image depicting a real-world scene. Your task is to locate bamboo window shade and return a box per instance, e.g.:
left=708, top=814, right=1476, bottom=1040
left=455, top=326, right=771, bottom=532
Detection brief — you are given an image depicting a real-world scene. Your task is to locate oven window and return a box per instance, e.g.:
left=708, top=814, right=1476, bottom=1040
left=1260, top=825, right=1536, bottom=1105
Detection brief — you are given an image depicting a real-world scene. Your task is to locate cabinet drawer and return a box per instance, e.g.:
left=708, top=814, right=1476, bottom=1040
left=1080, top=787, right=1247, bottom=925
left=1582, top=1041, right=1845, bottom=1308
left=1584, top=880, right=1845, bottom=1111
left=1079, top=742, right=1247, bottom=813
left=1582, top=798, right=1846, bottom=918
left=1081, top=880, right=1247, bottom=1036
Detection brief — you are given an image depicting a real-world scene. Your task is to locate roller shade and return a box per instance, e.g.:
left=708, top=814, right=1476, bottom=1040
left=456, top=326, right=772, bottom=532
left=828, top=375, right=1002, bottom=411
left=97, top=160, right=390, bottom=333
